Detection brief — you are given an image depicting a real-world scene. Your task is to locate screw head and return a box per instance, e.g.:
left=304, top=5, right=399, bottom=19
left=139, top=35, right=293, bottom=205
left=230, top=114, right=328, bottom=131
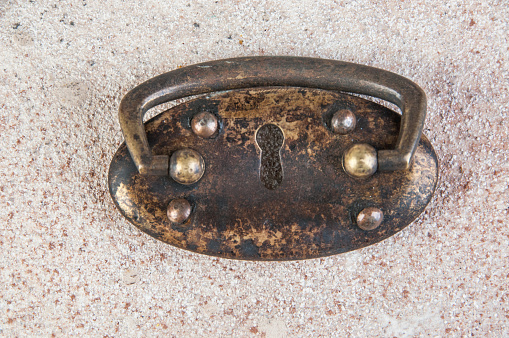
left=169, top=148, right=205, bottom=185
left=357, top=207, right=384, bottom=230
left=191, top=111, right=218, bottom=138
left=167, top=198, right=192, bottom=224
left=331, top=109, right=356, bottom=134
left=343, top=143, right=377, bottom=178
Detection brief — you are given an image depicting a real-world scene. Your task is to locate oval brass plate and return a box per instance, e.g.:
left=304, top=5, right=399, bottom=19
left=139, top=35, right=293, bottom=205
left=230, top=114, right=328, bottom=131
left=108, top=87, right=438, bottom=260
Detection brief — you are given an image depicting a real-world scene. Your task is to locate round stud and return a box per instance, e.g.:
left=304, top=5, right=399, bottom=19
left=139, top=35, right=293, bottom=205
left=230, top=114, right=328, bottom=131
left=331, top=109, right=356, bottom=134
left=167, top=198, right=192, bottom=224
left=169, top=148, right=205, bottom=185
left=191, top=111, right=218, bottom=138
left=357, top=207, right=384, bottom=230
left=343, top=143, right=377, bottom=178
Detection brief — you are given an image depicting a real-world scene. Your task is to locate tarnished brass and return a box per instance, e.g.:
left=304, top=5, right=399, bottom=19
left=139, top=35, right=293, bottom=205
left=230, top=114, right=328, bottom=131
left=357, top=207, right=384, bottom=231
left=331, top=109, right=356, bottom=134
left=169, top=148, right=205, bottom=185
left=343, top=144, right=378, bottom=178
left=108, top=86, right=438, bottom=260
left=167, top=198, right=192, bottom=224
left=191, top=111, right=218, bottom=138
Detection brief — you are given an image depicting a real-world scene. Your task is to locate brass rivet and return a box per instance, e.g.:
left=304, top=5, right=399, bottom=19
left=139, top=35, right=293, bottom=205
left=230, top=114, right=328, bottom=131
left=169, top=148, right=205, bottom=185
left=357, top=207, right=384, bottom=230
left=331, top=109, right=356, bottom=134
left=191, top=111, right=218, bottom=138
left=167, top=198, right=192, bottom=224
left=343, top=143, right=377, bottom=178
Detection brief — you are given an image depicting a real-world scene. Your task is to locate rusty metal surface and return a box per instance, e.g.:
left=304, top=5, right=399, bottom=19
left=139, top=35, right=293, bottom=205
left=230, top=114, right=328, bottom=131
left=108, top=87, right=438, bottom=260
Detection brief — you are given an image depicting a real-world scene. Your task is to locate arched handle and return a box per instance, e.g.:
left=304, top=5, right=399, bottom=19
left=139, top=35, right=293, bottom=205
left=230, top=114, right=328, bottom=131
left=119, top=56, right=426, bottom=175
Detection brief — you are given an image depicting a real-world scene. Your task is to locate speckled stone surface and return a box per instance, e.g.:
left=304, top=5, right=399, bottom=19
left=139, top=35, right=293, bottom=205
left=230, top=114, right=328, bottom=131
left=1, top=1, right=508, bottom=336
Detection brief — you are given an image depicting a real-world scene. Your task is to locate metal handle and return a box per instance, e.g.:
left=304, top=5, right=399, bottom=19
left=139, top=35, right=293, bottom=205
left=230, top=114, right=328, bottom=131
left=119, top=56, right=426, bottom=175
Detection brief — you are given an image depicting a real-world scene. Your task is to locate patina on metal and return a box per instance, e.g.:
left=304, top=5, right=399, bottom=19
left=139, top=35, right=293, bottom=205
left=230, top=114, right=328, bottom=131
left=117, top=57, right=427, bottom=176
left=109, top=84, right=438, bottom=260
left=357, top=207, right=384, bottom=231
left=167, top=198, right=192, bottom=225
left=331, top=109, right=356, bottom=135
left=191, top=111, right=218, bottom=138
left=343, top=143, right=378, bottom=178
left=168, top=148, right=205, bottom=185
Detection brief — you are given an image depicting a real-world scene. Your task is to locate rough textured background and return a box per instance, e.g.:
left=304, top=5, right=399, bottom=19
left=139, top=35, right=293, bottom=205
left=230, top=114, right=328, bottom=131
left=1, top=0, right=508, bottom=336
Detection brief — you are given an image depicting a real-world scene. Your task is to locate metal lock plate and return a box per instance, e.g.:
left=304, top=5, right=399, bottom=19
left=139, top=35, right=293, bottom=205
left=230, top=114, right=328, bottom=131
left=108, top=57, right=438, bottom=260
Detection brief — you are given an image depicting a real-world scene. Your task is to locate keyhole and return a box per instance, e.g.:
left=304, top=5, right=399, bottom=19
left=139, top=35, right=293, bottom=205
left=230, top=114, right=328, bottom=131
left=256, top=124, right=284, bottom=190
